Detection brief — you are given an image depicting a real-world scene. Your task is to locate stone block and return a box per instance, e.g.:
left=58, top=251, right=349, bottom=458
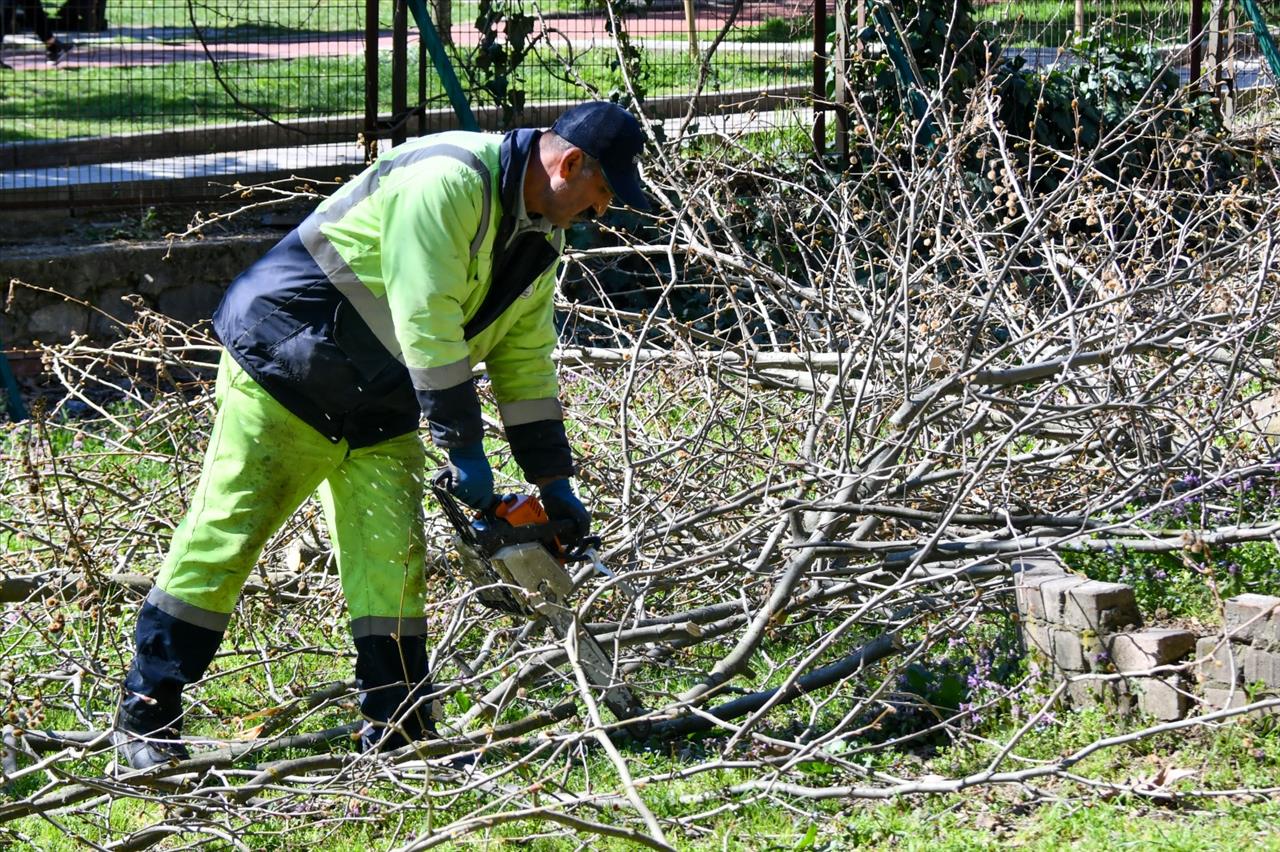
left=1014, top=583, right=1046, bottom=622
left=1195, top=636, right=1243, bottom=686
left=1243, top=647, right=1280, bottom=688
left=1253, top=615, right=1280, bottom=653
left=157, top=286, right=222, bottom=323
left=1224, top=594, right=1280, bottom=645
left=1012, top=561, right=1066, bottom=623
left=1039, top=576, right=1089, bottom=625
left=1200, top=686, right=1248, bottom=712
left=1065, top=677, right=1134, bottom=713
left=1245, top=389, right=1280, bottom=441
left=1062, top=581, right=1141, bottom=633
left=28, top=301, right=89, bottom=342
left=1021, top=618, right=1052, bottom=660
left=1107, top=629, right=1197, bottom=673
left=1009, top=557, right=1066, bottom=582
left=1200, top=686, right=1280, bottom=717
left=1050, top=627, right=1087, bottom=672
left=1133, top=675, right=1190, bottom=721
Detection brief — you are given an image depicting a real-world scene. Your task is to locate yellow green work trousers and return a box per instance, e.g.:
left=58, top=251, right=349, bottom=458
left=151, top=350, right=428, bottom=637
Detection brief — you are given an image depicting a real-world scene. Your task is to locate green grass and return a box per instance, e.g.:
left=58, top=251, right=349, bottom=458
left=0, top=47, right=807, bottom=142
left=6, top=379, right=1280, bottom=848
left=724, top=3, right=1270, bottom=50
left=8, top=607, right=1280, bottom=851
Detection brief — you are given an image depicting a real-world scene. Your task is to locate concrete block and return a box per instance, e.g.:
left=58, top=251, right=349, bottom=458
left=1134, top=675, right=1190, bottom=721
left=1062, top=581, right=1141, bottom=633
left=1014, top=583, right=1047, bottom=623
left=1039, top=576, right=1089, bottom=625
left=1195, top=636, right=1243, bottom=686
left=1022, top=618, right=1052, bottom=660
left=1224, top=594, right=1280, bottom=645
left=1107, top=629, right=1197, bottom=673
left=1243, top=647, right=1280, bottom=688
left=1050, top=627, right=1087, bottom=672
left=1253, top=615, right=1280, bottom=653
left=1009, top=557, right=1066, bottom=574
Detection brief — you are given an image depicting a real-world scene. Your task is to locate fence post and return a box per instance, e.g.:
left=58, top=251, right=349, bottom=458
left=0, top=334, right=27, bottom=423
left=1207, top=0, right=1236, bottom=121
left=834, top=0, right=850, bottom=170
left=682, top=0, right=699, bottom=59
left=365, top=0, right=380, bottom=162
left=1074, top=0, right=1085, bottom=36
left=393, top=0, right=409, bottom=147
left=814, top=0, right=827, bottom=159
left=1189, top=0, right=1204, bottom=87
left=419, top=31, right=429, bottom=137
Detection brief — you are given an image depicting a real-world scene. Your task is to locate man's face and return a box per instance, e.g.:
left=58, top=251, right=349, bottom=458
left=544, top=148, right=614, bottom=229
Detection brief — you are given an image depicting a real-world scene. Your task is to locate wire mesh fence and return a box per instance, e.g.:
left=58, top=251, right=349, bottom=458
left=0, top=0, right=815, bottom=208
left=976, top=0, right=1195, bottom=50
left=0, top=0, right=1273, bottom=210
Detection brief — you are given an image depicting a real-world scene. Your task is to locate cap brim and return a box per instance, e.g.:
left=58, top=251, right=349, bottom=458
left=602, top=164, right=651, bottom=211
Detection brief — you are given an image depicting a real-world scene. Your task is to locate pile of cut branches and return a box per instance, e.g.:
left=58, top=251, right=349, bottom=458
left=2, top=7, right=1280, bottom=847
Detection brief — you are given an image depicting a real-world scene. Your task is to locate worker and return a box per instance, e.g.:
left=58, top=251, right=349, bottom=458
left=111, top=101, right=650, bottom=770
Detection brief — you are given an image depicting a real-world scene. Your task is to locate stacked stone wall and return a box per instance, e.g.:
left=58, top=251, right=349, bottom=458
left=1012, top=560, right=1280, bottom=721
left=1195, top=593, right=1280, bottom=714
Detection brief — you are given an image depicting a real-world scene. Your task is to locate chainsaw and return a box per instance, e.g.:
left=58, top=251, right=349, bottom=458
left=431, top=470, right=647, bottom=724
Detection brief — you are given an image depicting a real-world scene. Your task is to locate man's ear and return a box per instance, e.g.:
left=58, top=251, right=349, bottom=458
left=558, top=147, right=585, bottom=180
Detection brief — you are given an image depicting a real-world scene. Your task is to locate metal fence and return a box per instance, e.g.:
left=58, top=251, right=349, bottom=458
left=0, top=0, right=813, bottom=208
left=0, top=1, right=1273, bottom=211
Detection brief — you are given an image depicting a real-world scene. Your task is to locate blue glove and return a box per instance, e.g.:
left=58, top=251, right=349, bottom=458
left=447, top=443, right=494, bottom=510
left=539, top=478, right=591, bottom=544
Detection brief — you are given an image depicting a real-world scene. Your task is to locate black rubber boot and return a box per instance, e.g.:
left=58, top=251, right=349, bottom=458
left=110, top=708, right=192, bottom=770
left=113, top=598, right=223, bottom=770
left=354, top=634, right=436, bottom=753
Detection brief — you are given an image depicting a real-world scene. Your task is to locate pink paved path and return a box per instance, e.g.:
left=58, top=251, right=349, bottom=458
left=0, top=3, right=807, bottom=71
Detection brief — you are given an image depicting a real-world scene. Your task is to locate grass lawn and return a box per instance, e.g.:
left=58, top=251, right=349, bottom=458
left=0, top=45, right=807, bottom=142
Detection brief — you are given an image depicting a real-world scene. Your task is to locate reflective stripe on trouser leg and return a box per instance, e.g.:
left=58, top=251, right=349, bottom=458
left=125, top=351, right=349, bottom=724
left=317, top=430, right=431, bottom=740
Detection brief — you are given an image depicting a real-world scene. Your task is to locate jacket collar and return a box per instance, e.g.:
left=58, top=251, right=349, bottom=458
left=499, top=128, right=541, bottom=218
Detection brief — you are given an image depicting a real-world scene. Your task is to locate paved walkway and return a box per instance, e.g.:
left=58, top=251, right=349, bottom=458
left=0, top=3, right=805, bottom=71
left=0, top=107, right=813, bottom=190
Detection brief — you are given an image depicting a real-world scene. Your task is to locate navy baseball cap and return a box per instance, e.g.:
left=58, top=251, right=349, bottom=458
left=551, top=102, right=650, bottom=211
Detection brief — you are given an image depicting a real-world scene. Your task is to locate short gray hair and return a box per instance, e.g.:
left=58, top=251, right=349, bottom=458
left=544, top=131, right=599, bottom=177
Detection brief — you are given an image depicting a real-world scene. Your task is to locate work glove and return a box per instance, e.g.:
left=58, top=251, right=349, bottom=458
left=447, top=443, right=494, bottom=511
left=539, top=478, right=591, bottom=544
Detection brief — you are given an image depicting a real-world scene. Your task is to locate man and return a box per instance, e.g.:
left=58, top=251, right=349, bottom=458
left=0, top=0, right=72, bottom=67
left=111, top=102, right=650, bottom=770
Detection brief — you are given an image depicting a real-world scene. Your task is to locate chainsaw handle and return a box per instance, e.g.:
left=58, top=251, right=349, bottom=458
left=431, top=468, right=600, bottom=557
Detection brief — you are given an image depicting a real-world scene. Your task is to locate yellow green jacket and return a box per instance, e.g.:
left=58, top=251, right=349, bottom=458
left=212, top=128, right=573, bottom=480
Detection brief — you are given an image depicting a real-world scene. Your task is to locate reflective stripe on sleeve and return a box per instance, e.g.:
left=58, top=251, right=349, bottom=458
left=408, top=358, right=475, bottom=391
left=499, top=397, right=563, bottom=427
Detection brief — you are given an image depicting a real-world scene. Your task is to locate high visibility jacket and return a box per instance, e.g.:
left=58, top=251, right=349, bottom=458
left=212, top=128, right=573, bottom=481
